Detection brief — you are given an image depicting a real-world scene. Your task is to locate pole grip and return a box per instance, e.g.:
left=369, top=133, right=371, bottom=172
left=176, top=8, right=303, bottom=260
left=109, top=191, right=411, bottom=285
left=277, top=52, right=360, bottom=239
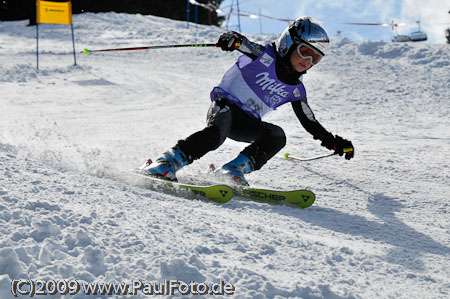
left=343, top=148, right=353, bottom=153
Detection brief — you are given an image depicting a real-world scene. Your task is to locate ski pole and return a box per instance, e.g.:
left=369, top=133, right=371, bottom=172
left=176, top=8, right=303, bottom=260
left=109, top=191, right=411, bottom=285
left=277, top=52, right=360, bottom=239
left=283, top=148, right=353, bottom=162
left=82, top=43, right=218, bottom=55
left=283, top=152, right=336, bottom=162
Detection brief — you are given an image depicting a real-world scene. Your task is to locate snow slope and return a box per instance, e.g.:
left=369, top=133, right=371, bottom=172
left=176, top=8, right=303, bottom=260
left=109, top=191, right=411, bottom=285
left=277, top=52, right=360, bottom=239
left=1, top=13, right=450, bottom=298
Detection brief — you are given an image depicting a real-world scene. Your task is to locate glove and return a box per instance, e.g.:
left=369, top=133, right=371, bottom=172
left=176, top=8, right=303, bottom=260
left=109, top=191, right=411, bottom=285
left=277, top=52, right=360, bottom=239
left=317, top=133, right=335, bottom=151
left=334, top=135, right=354, bottom=160
left=217, top=31, right=243, bottom=51
left=319, top=134, right=354, bottom=160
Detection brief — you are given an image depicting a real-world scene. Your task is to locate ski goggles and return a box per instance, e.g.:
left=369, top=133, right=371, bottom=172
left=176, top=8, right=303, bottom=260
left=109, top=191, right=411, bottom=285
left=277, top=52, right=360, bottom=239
left=296, top=42, right=324, bottom=65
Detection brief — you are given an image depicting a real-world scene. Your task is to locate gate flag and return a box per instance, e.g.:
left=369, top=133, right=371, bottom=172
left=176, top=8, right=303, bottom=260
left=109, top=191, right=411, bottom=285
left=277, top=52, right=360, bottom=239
left=36, top=0, right=76, bottom=70
left=37, top=0, right=72, bottom=25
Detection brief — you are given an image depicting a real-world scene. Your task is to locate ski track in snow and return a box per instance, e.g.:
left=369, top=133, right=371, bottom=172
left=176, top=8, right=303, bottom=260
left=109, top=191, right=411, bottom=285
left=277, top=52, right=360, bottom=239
left=1, top=13, right=450, bottom=298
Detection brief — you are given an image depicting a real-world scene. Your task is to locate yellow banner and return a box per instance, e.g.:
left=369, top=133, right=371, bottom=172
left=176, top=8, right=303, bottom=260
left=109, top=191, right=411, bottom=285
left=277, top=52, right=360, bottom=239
left=37, top=0, right=72, bottom=25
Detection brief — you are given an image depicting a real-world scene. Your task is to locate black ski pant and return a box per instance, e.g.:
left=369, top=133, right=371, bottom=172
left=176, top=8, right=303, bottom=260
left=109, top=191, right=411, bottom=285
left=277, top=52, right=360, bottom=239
left=176, top=97, right=286, bottom=170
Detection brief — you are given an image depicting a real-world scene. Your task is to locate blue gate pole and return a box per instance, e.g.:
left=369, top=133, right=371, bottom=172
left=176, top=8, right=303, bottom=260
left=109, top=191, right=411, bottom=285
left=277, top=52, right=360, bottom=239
left=71, top=24, right=77, bottom=66
left=36, top=23, right=39, bottom=70
left=236, top=0, right=241, bottom=32
left=186, top=0, right=190, bottom=29
left=195, top=3, right=198, bottom=28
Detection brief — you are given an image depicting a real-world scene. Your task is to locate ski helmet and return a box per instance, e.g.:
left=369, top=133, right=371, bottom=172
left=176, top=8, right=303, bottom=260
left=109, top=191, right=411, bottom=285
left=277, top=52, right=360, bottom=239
left=275, top=16, right=329, bottom=60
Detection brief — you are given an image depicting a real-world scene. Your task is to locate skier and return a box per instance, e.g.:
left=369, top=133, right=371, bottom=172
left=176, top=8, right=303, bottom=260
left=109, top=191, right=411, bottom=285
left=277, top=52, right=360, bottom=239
left=140, top=16, right=354, bottom=185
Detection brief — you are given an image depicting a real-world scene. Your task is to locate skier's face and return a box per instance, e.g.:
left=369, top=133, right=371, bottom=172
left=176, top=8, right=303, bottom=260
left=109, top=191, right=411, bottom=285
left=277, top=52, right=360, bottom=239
left=290, top=49, right=312, bottom=72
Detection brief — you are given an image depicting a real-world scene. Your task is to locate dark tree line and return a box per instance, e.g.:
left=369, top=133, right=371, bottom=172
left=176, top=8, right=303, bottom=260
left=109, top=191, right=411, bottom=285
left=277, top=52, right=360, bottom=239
left=0, top=0, right=224, bottom=27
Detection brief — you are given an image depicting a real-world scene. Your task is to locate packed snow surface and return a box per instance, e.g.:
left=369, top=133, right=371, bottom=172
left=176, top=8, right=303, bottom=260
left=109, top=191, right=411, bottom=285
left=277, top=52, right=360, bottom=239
left=1, top=13, right=450, bottom=298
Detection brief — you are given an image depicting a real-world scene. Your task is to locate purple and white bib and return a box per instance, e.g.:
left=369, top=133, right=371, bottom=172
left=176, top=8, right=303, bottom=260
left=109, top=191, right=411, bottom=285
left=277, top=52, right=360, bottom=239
left=211, top=45, right=306, bottom=119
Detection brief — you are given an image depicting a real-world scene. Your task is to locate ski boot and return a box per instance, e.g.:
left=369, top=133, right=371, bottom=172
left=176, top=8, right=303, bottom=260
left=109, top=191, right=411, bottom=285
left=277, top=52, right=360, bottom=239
left=140, top=147, right=189, bottom=182
left=216, top=153, right=254, bottom=186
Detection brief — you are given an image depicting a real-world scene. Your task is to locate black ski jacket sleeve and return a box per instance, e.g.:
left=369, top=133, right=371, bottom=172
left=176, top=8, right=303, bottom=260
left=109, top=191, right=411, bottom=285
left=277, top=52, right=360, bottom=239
left=291, top=98, right=333, bottom=141
left=238, top=36, right=265, bottom=60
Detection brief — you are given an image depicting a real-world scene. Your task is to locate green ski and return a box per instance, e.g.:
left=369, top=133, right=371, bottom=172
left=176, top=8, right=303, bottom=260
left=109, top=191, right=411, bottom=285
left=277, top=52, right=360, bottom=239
left=130, top=171, right=233, bottom=203
left=235, top=186, right=315, bottom=208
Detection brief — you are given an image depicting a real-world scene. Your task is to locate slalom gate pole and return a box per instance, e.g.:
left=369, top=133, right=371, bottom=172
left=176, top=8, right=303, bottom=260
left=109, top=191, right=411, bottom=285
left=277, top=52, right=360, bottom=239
left=36, top=23, right=39, bottom=70
left=283, top=148, right=353, bottom=162
left=82, top=43, right=218, bottom=55
left=71, top=23, right=77, bottom=66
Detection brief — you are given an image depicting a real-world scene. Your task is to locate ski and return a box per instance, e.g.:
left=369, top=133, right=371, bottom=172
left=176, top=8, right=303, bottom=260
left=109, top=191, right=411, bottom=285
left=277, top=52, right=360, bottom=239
left=130, top=170, right=233, bottom=203
left=235, top=186, right=315, bottom=208
left=130, top=169, right=315, bottom=208
left=206, top=164, right=315, bottom=208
